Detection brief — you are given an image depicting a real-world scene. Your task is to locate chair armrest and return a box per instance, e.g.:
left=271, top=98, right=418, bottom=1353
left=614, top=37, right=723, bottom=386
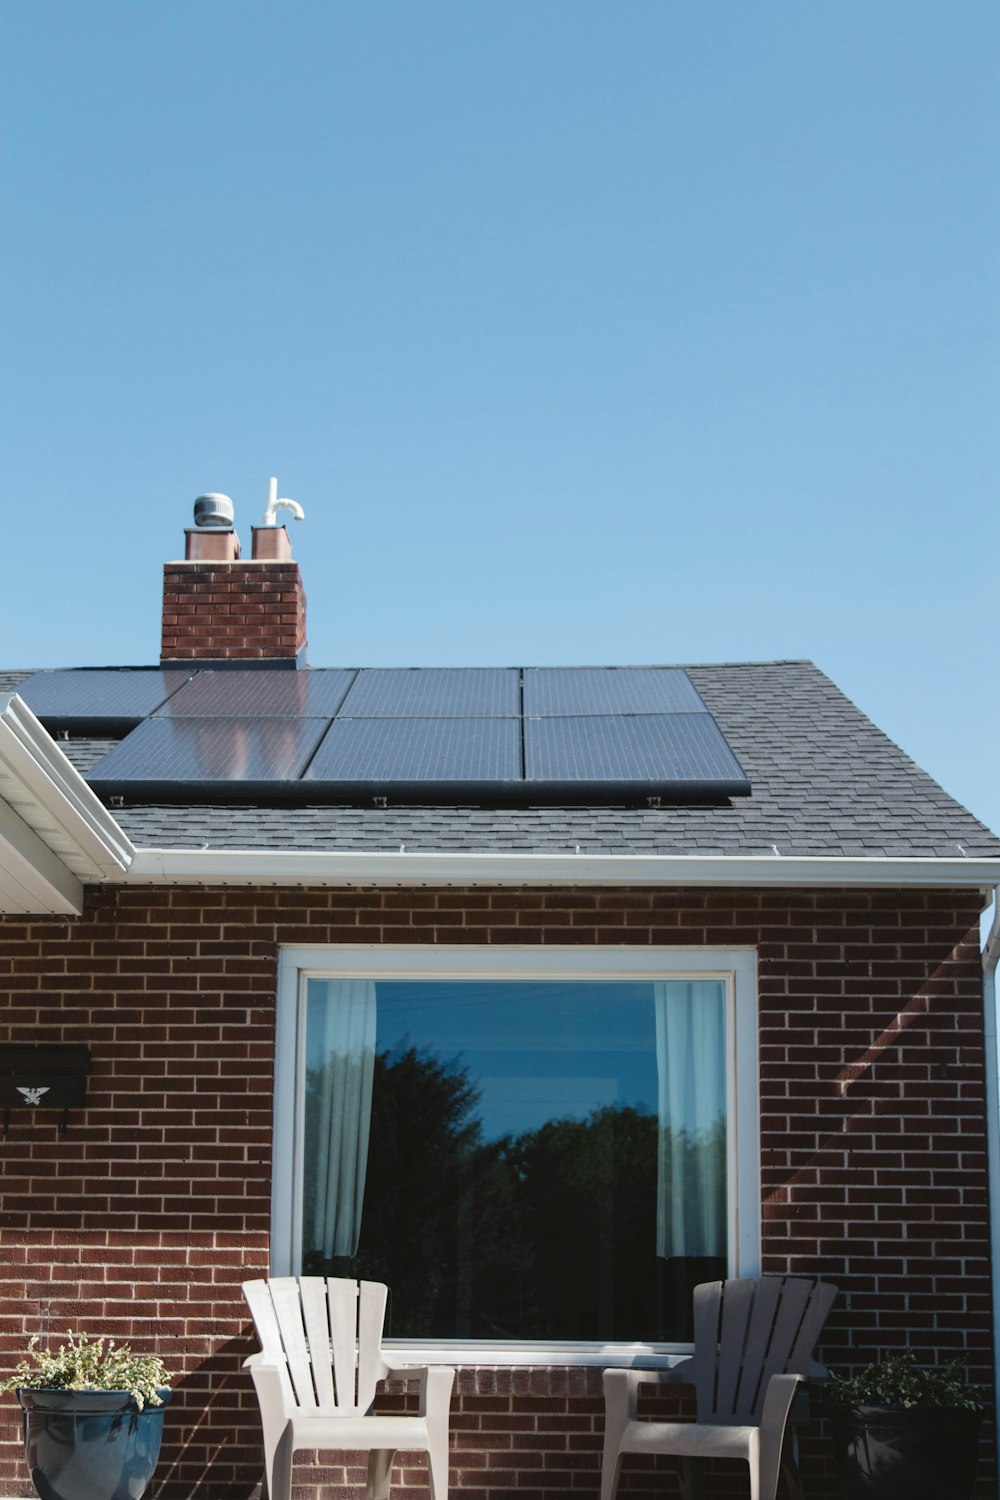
left=242, top=1355, right=291, bottom=1396
left=381, top=1360, right=423, bottom=1380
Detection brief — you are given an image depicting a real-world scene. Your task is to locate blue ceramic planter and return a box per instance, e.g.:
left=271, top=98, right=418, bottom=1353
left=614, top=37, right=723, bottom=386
left=17, top=1388, right=171, bottom=1500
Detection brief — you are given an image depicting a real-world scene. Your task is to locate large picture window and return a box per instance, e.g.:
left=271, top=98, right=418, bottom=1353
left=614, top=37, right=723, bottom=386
left=273, top=947, right=759, bottom=1356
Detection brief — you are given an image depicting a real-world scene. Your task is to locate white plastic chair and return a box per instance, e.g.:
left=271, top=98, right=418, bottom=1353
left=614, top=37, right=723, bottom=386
left=242, top=1277, right=454, bottom=1500
left=601, top=1275, right=837, bottom=1500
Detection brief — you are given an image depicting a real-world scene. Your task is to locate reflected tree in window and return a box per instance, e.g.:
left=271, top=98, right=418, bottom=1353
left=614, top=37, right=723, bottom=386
left=304, top=1041, right=725, bottom=1342
left=304, top=1043, right=531, bottom=1337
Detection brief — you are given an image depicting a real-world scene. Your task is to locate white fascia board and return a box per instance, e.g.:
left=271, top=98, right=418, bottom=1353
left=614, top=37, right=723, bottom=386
left=0, top=694, right=134, bottom=879
left=126, top=847, right=1000, bottom=891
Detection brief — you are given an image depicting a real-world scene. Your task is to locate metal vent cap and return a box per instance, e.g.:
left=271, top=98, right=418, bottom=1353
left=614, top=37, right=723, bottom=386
left=193, top=493, right=235, bottom=529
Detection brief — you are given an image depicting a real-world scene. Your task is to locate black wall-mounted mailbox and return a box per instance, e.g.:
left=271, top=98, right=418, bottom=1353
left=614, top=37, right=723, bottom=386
left=0, top=1045, right=91, bottom=1126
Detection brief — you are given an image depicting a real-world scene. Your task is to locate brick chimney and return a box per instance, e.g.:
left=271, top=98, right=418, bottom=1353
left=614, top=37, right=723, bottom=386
left=160, top=491, right=307, bottom=666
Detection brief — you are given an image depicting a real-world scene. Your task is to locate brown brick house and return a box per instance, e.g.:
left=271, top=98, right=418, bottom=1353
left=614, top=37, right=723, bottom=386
left=1, top=508, right=998, bottom=1498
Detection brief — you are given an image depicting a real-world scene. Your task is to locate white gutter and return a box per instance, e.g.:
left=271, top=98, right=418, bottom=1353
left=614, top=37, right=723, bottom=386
left=0, top=694, right=134, bottom=915
left=126, top=848, right=1000, bottom=890
left=982, top=891, right=1000, bottom=1440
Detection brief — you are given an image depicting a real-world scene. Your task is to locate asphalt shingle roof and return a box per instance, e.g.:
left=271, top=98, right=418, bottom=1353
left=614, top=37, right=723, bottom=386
left=11, top=660, right=993, bottom=860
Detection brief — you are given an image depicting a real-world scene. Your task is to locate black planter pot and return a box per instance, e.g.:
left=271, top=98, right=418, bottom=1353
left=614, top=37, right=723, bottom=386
left=17, top=1388, right=172, bottom=1500
left=830, top=1401, right=983, bottom=1500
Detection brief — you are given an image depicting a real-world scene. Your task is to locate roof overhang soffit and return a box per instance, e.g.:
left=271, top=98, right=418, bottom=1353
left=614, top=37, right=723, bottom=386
left=0, top=694, right=134, bottom=915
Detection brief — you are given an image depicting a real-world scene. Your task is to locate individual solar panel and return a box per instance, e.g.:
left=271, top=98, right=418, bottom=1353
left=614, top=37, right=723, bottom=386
left=338, top=668, right=519, bottom=719
left=15, top=669, right=191, bottom=729
left=523, top=667, right=706, bottom=717
left=88, top=716, right=328, bottom=792
left=524, top=714, right=750, bottom=796
left=306, top=717, right=521, bottom=789
left=155, top=669, right=356, bottom=718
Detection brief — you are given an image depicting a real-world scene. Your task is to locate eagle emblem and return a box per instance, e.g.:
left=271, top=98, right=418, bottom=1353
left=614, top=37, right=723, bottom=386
left=16, top=1086, right=50, bottom=1106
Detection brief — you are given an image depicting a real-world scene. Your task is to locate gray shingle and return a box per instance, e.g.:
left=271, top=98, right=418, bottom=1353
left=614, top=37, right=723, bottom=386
left=0, top=670, right=38, bottom=693
left=60, top=738, right=125, bottom=775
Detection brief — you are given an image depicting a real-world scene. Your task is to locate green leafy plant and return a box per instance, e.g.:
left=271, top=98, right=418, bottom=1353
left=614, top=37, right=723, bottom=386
left=828, top=1352, right=986, bottom=1412
left=0, top=1332, right=170, bottom=1410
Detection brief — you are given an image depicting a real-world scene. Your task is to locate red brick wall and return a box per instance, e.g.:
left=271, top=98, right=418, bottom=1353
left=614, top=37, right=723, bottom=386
left=160, top=561, right=307, bottom=661
left=0, top=886, right=992, bottom=1499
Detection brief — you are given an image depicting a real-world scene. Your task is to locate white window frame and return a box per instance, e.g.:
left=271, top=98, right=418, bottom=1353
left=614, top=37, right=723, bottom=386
left=272, top=943, right=760, bottom=1365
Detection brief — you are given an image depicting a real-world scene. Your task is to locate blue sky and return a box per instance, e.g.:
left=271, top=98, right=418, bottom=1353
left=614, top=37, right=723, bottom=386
left=2, top=2, right=998, bottom=837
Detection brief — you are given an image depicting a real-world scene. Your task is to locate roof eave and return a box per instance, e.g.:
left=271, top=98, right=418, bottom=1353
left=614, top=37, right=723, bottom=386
left=2, top=692, right=995, bottom=903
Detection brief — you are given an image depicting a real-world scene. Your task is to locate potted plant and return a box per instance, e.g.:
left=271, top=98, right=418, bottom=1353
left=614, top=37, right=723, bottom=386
left=0, top=1331, right=171, bottom=1500
left=826, top=1351, right=987, bottom=1500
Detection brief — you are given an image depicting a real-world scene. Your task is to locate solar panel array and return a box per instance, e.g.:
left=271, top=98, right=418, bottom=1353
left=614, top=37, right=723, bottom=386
left=16, top=666, right=751, bottom=805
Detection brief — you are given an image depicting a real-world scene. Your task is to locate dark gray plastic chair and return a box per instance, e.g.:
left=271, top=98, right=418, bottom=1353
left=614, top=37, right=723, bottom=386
left=601, top=1275, right=837, bottom=1500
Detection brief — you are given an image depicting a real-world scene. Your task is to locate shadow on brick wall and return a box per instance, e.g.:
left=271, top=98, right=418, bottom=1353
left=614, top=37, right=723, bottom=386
left=154, top=1336, right=263, bottom=1500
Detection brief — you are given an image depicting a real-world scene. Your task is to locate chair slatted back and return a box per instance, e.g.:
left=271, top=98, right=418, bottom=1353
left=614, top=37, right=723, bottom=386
left=243, top=1277, right=389, bottom=1415
left=691, top=1276, right=836, bottom=1425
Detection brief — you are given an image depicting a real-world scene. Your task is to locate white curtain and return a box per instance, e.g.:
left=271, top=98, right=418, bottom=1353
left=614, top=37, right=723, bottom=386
left=654, top=981, right=727, bottom=1259
left=308, top=980, right=377, bottom=1259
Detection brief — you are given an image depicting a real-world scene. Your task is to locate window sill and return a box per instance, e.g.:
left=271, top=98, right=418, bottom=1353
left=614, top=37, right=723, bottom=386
left=382, top=1340, right=692, bottom=1367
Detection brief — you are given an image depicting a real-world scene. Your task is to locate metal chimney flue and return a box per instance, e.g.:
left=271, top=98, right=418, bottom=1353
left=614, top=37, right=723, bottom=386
left=193, top=493, right=235, bottom=530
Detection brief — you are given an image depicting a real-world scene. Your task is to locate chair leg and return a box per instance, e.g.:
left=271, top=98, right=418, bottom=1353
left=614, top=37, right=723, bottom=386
left=426, top=1433, right=449, bottom=1500
left=599, top=1446, right=622, bottom=1500
left=366, top=1449, right=396, bottom=1500
left=265, top=1426, right=294, bottom=1500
